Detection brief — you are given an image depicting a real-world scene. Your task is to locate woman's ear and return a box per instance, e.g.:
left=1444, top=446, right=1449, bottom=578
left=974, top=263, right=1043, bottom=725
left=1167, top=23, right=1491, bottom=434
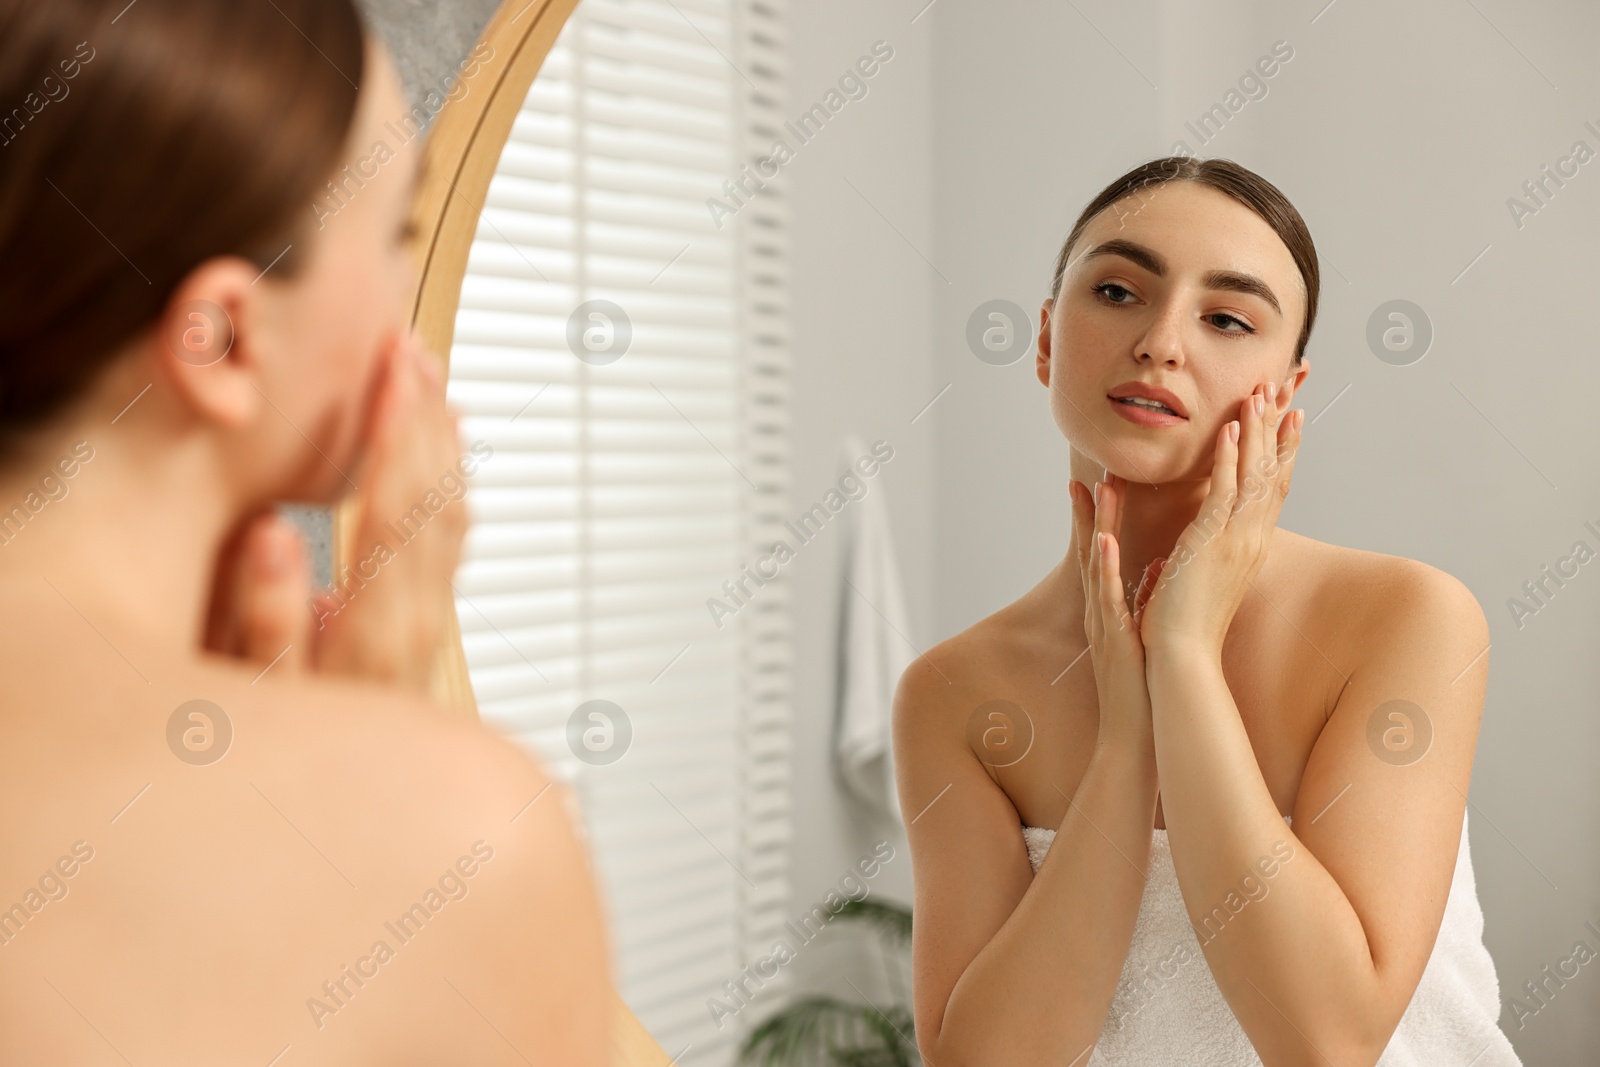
left=149, top=257, right=269, bottom=430
left=1287, top=355, right=1310, bottom=403
left=1036, top=298, right=1053, bottom=387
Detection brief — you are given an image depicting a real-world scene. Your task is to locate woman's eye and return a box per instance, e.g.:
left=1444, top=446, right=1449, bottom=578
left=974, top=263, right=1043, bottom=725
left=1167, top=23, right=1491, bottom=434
left=1091, top=282, right=1134, bottom=304
left=1206, top=312, right=1255, bottom=334
left=1091, top=282, right=1256, bottom=336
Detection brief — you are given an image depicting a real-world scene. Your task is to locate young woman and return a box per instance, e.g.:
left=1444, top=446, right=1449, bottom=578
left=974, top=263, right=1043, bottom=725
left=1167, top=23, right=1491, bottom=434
left=0, top=2, right=608, bottom=1064
left=894, top=157, right=1520, bottom=1065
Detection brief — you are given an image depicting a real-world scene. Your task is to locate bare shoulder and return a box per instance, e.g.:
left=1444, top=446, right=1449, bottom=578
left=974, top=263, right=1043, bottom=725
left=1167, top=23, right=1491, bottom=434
left=892, top=594, right=1049, bottom=748
left=262, top=678, right=611, bottom=1063
left=1277, top=529, right=1486, bottom=645
left=248, top=669, right=562, bottom=817
left=164, top=660, right=587, bottom=873
left=1272, top=530, right=1490, bottom=765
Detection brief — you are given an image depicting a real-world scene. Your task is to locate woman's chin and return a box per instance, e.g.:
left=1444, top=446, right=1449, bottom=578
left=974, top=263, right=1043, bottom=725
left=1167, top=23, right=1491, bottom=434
left=1072, top=438, right=1181, bottom=482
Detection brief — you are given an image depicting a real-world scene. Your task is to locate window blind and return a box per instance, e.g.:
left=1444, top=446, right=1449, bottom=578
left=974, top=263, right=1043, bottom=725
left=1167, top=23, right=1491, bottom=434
left=446, top=0, right=791, bottom=1061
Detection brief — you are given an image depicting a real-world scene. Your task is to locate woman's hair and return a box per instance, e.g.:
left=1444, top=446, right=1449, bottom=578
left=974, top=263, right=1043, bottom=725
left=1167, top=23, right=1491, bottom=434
left=1049, top=156, right=1319, bottom=366
left=0, top=0, right=367, bottom=440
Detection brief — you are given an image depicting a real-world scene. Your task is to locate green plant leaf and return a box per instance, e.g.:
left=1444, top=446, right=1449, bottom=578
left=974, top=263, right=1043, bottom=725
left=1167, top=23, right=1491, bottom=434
left=740, top=996, right=915, bottom=1067
left=827, top=897, right=912, bottom=949
left=850, top=1003, right=916, bottom=1067
left=831, top=1048, right=908, bottom=1067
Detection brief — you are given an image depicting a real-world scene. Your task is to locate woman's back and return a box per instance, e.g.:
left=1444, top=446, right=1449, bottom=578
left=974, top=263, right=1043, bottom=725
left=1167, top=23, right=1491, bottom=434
left=0, top=579, right=608, bottom=1066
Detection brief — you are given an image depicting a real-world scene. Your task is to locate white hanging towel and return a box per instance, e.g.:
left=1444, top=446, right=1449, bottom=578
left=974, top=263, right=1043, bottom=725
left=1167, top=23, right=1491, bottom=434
left=833, top=433, right=916, bottom=825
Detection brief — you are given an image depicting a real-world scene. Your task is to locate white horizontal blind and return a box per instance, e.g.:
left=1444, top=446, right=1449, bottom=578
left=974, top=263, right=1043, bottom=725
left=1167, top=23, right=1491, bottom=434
left=446, top=0, right=791, bottom=1062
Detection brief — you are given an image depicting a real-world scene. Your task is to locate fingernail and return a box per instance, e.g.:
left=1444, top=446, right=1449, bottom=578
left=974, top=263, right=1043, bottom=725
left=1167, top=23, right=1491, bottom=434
left=1266, top=381, right=1277, bottom=404
left=1229, top=420, right=1240, bottom=442
left=1254, top=394, right=1265, bottom=415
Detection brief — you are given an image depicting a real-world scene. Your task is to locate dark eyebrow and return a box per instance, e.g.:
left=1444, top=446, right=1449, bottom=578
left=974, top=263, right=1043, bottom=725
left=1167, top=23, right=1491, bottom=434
left=1082, top=237, right=1282, bottom=317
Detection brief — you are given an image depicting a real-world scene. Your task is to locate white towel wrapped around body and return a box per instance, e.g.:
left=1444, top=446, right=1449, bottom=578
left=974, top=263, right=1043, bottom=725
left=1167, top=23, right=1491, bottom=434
left=1020, top=810, right=1521, bottom=1065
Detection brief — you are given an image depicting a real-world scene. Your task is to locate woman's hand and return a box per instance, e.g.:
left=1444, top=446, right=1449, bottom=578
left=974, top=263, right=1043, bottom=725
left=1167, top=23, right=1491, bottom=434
left=1136, top=380, right=1304, bottom=657
left=1070, top=475, right=1164, bottom=754
left=202, top=329, right=471, bottom=692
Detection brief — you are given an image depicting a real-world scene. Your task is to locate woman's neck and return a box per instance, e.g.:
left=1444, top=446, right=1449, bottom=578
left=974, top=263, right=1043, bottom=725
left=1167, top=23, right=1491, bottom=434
left=1054, top=457, right=1215, bottom=621
left=0, top=413, right=241, bottom=658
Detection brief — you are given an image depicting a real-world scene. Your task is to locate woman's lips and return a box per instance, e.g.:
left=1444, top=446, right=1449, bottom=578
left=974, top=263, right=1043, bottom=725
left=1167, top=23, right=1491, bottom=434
left=1108, top=395, right=1187, bottom=427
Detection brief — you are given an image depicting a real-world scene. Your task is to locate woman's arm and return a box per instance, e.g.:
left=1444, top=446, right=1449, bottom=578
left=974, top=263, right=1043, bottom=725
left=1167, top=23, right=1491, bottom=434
left=1136, top=384, right=1488, bottom=1063
left=895, top=659, right=1160, bottom=1067
left=1146, top=562, right=1488, bottom=1066
left=899, top=480, right=1169, bottom=1066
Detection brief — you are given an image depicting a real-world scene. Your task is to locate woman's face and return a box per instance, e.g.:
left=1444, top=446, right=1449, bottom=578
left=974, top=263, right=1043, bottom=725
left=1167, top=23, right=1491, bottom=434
left=1036, top=180, right=1310, bottom=485
left=247, top=38, right=420, bottom=503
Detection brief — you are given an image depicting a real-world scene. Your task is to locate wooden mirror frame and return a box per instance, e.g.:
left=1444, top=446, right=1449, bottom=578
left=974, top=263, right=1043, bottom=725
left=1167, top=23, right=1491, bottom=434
left=334, top=1, right=672, bottom=1061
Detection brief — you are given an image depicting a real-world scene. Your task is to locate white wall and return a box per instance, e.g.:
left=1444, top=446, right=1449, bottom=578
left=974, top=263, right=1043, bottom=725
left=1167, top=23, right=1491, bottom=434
left=778, top=0, right=934, bottom=1010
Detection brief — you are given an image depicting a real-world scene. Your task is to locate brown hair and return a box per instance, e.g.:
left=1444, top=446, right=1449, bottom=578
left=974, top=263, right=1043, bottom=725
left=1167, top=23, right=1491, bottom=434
left=1049, top=156, right=1319, bottom=366
left=0, top=0, right=367, bottom=442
